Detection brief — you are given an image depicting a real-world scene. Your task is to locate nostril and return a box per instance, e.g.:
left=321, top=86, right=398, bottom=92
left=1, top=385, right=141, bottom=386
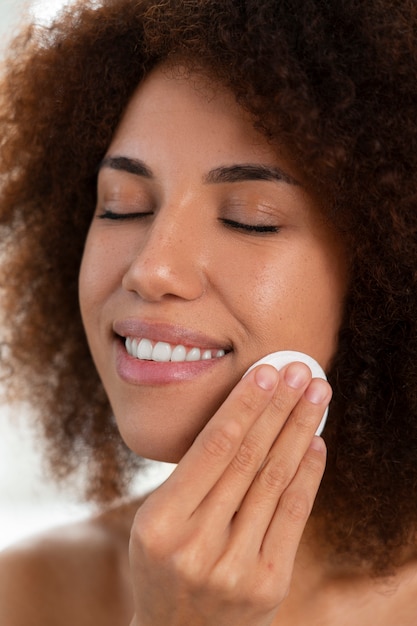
left=121, top=251, right=206, bottom=303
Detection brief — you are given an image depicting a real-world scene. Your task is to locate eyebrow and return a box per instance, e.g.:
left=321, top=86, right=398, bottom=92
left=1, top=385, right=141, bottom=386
left=100, top=156, right=153, bottom=178
left=100, top=156, right=299, bottom=186
left=204, top=164, right=299, bottom=186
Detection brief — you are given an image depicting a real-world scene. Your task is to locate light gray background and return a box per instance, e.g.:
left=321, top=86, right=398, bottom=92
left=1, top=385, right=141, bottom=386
left=0, top=0, right=27, bottom=38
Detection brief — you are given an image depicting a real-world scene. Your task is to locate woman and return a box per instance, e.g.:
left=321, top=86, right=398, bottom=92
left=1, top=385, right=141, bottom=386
left=0, top=0, right=417, bottom=624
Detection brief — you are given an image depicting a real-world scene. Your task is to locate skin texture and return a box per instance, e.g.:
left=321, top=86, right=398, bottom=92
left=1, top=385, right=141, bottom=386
left=73, top=67, right=417, bottom=625
left=1, top=496, right=417, bottom=626
left=79, top=66, right=347, bottom=462
left=1, top=60, right=417, bottom=626
left=1, top=0, right=417, bottom=622
left=1, top=0, right=417, bottom=573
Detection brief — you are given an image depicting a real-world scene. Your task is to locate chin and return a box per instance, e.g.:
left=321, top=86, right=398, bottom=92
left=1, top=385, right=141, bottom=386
left=109, top=378, right=235, bottom=463
left=113, top=405, right=210, bottom=464
left=123, top=432, right=194, bottom=464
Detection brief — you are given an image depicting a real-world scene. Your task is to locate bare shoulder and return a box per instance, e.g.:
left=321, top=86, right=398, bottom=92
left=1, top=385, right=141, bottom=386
left=394, top=558, right=417, bottom=623
left=0, top=497, right=146, bottom=626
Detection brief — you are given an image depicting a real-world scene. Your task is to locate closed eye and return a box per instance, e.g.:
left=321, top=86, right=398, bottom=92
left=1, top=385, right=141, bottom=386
left=220, top=218, right=280, bottom=234
left=98, top=209, right=153, bottom=220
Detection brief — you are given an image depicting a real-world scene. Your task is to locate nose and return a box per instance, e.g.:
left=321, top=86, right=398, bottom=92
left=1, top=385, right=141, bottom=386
left=122, top=205, right=207, bottom=302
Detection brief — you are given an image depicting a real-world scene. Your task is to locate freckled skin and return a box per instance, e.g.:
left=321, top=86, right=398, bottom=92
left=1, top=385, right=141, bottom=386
left=79, top=65, right=347, bottom=463
left=2, top=65, right=416, bottom=626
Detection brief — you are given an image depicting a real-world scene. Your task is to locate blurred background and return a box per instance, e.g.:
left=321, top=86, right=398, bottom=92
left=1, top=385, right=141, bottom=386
left=0, top=0, right=175, bottom=551
left=0, top=0, right=66, bottom=48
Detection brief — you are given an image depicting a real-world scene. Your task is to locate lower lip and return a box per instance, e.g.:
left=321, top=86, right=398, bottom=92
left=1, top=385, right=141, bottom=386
left=115, top=340, right=228, bottom=385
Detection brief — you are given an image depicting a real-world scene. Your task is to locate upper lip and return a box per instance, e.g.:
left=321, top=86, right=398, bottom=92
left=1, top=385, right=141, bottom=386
left=113, top=319, right=232, bottom=351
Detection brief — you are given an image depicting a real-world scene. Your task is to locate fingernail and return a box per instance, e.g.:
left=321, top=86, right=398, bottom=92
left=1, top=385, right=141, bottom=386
left=309, top=436, right=326, bottom=453
left=284, top=362, right=309, bottom=389
left=255, top=365, right=279, bottom=390
left=305, top=380, right=329, bottom=405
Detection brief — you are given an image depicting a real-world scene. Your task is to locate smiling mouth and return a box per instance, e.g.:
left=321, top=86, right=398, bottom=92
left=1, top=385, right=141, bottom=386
left=124, top=336, right=228, bottom=363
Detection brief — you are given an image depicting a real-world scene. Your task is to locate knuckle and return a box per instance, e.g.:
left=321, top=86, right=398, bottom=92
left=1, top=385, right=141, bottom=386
left=171, top=546, right=205, bottom=586
left=211, top=557, right=287, bottom=611
left=268, top=392, right=288, bottom=417
left=210, top=560, right=241, bottom=599
left=237, top=386, right=265, bottom=416
left=291, top=409, right=314, bottom=435
left=130, top=509, right=169, bottom=558
left=252, top=583, right=287, bottom=611
left=280, top=489, right=311, bottom=523
left=201, top=422, right=241, bottom=459
left=230, top=436, right=263, bottom=477
left=302, top=448, right=326, bottom=478
left=258, top=457, right=290, bottom=493
left=245, top=569, right=288, bottom=612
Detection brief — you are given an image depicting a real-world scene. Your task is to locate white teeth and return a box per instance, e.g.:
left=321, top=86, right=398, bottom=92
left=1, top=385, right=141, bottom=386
left=171, top=345, right=187, bottom=362
left=138, top=338, right=153, bottom=360
left=152, top=341, right=171, bottom=362
left=124, top=337, right=227, bottom=363
left=185, top=348, right=201, bottom=361
left=126, top=337, right=133, bottom=354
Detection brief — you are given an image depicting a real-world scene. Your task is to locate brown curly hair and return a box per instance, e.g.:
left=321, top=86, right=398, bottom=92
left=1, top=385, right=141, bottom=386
left=1, top=0, right=417, bottom=574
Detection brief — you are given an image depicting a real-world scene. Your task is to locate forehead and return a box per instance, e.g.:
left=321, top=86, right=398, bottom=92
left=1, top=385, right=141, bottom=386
left=121, top=63, right=242, bottom=123
left=107, top=63, right=301, bottom=183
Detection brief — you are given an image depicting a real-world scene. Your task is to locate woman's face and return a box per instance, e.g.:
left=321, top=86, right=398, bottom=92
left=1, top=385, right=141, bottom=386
left=79, top=65, right=347, bottom=462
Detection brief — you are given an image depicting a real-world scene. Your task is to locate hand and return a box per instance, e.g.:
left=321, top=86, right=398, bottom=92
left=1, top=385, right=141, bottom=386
left=129, top=362, right=330, bottom=626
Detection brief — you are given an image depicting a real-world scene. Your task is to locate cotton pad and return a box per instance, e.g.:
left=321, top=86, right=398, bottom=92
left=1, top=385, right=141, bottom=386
left=244, top=351, right=328, bottom=436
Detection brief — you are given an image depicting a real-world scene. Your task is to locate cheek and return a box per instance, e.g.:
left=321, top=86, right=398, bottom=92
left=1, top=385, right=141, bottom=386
left=115, top=374, right=236, bottom=462
left=221, top=245, right=346, bottom=367
left=79, top=230, right=123, bottom=319
left=79, top=241, right=99, bottom=327
left=218, top=250, right=296, bottom=321
left=79, top=235, right=113, bottom=343
left=281, top=252, right=346, bottom=365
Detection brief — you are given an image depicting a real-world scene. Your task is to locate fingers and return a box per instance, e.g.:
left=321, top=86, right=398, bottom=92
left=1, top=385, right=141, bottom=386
left=148, top=359, right=330, bottom=543
left=130, top=361, right=329, bottom=624
left=227, top=375, right=330, bottom=551
left=228, top=428, right=327, bottom=557
left=153, top=364, right=281, bottom=515
left=210, top=437, right=326, bottom=607
left=197, top=364, right=329, bottom=526
left=260, top=436, right=326, bottom=559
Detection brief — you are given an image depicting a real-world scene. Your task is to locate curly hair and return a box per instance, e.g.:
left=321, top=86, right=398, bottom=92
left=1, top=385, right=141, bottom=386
left=1, top=0, right=417, bottom=574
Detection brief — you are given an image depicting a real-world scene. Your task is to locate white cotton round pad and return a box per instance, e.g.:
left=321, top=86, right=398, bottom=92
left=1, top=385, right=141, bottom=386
left=243, top=351, right=329, bottom=436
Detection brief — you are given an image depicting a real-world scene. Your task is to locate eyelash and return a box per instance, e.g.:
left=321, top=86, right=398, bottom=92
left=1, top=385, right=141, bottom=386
left=98, top=209, right=152, bottom=221
left=98, top=210, right=279, bottom=234
left=220, top=218, right=279, bottom=234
